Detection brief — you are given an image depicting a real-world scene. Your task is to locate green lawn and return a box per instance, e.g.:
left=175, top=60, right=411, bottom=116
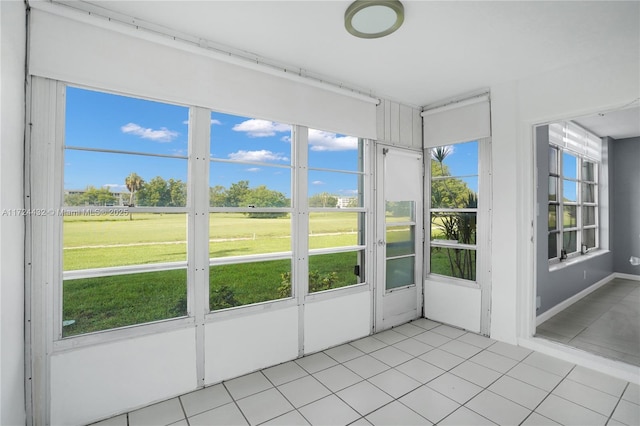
left=62, top=213, right=363, bottom=336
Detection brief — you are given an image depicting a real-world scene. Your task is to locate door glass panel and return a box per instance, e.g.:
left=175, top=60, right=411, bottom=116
left=386, top=257, right=415, bottom=290
left=385, top=201, right=414, bottom=222
left=386, top=225, right=415, bottom=257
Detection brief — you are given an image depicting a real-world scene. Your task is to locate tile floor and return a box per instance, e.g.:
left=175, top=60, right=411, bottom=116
left=536, top=278, right=640, bottom=366
left=92, top=318, right=640, bottom=426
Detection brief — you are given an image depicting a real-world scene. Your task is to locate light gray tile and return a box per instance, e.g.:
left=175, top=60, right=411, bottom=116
left=313, top=364, right=363, bottom=392
left=623, top=382, right=640, bottom=404
left=465, top=390, right=531, bottom=426
left=612, top=400, right=640, bottom=426
left=90, top=414, right=128, bottom=426
left=337, top=381, right=394, bottom=416
left=368, top=368, right=421, bottom=398
left=566, top=365, right=627, bottom=397
left=344, top=355, right=390, bottom=379
left=439, top=406, right=496, bottom=426
left=607, top=419, right=628, bottom=426
left=180, top=384, right=233, bottom=417
left=167, top=420, right=188, bottom=426
left=553, top=379, right=618, bottom=416
left=439, top=340, right=483, bottom=359
left=393, top=323, right=425, bottom=337
left=427, top=372, right=483, bottom=404
left=450, top=360, right=502, bottom=387
left=365, top=401, right=430, bottom=426
left=395, top=357, right=445, bottom=384
left=277, top=375, right=331, bottom=408
left=488, top=375, right=548, bottom=410
left=325, top=344, right=365, bottom=363
left=295, top=352, right=338, bottom=374
left=414, top=330, right=452, bottom=347
left=350, top=418, right=373, bottom=425
left=399, top=385, right=459, bottom=424
left=522, top=351, right=574, bottom=377
left=392, top=337, right=433, bottom=357
left=129, top=398, right=184, bottom=426
left=537, top=318, right=586, bottom=339
left=262, top=410, right=309, bottom=426
left=298, top=395, right=360, bottom=426
left=349, top=336, right=388, bottom=354
left=469, top=349, right=519, bottom=373
left=262, top=361, right=308, bottom=386
left=373, top=329, right=407, bottom=345
left=456, top=332, right=496, bottom=349
left=486, top=341, right=532, bottom=361
left=520, top=412, right=561, bottom=426
left=236, top=388, right=293, bottom=425
left=189, top=402, right=248, bottom=426
left=569, top=338, right=635, bottom=364
left=536, top=394, right=608, bottom=426
left=369, top=346, right=413, bottom=367
left=225, top=372, right=273, bottom=400
left=411, top=318, right=441, bottom=330
left=535, top=328, right=574, bottom=344
left=418, top=348, right=465, bottom=370
left=431, top=324, right=467, bottom=339
left=507, top=363, right=564, bottom=392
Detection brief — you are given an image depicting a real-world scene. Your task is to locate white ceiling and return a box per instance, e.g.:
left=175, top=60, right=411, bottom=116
left=64, top=0, right=639, bottom=136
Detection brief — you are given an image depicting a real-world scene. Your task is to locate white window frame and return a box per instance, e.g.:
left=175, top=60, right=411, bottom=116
left=548, top=121, right=600, bottom=265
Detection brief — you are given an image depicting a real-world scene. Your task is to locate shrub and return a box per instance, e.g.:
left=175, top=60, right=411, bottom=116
left=278, top=270, right=339, bottom=297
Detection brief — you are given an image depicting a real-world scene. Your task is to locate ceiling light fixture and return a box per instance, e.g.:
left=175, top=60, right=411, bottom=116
left=345, top=0, right=404, bottom=39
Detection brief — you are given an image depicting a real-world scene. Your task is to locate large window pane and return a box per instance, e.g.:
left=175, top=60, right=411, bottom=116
left=308, top=129, right=360, bottom=171
left=584, top=228, right=596, bottom=249
left=210, top=259, right=291, bottom=311
left=63, top=269, right=187, bottom=337
left=563, top=205, right=577, bottom=228
left=308, top=171, right=362, bottom=208
left=563, top=179, right=577, bottom=203
left=563, top=231, right=577, bottom=254
left=431, top=213, right=477, bottom=244
left=309, top=212, right=362, bottom=250
left=563, top=152, right=577, bottom=179
left=583, top=206, right=596, bottom=226
left=582, top=183, right=596, bottom=203
left=308, top=251, right=363, bottom=293
left=548, top=233, right=558, bottom=259
left=549, top=146, right=558, bottom=175
left=210, top=163, right=291, bottom=207
left=386, top=257, right=415, bottom=289
left=209, top=213, right=290, bottom=258
left=64, top=151, right=188, bottom=207
left=548, top=177, right=558, bottom=202
left=63, top=213, right=186, bottom=271
left=430, top=142, right=478, bottom=175
left=431, top=177, right=478, bottom=208
left=387, top=225, right=415, bottom=257
left=582, top=161, right=596, bottom=182
left=430, top=247, right=476, bottom=281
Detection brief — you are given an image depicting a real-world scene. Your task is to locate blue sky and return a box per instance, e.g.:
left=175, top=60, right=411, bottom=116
left=430, top=141, right=479, bottom=193
left=64, top=87, right=361, bottom=198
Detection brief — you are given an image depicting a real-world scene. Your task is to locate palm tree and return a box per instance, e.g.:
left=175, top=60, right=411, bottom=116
left=125, top=172, right=143, bottom=220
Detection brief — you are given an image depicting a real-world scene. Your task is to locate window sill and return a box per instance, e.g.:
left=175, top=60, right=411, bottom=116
left=549, top=249, right=609, bottom=272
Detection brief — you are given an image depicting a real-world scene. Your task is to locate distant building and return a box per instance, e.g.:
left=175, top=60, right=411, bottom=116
left=64, top=189, right=129, bottom=206
left=336, top=197, right=356, bottom=208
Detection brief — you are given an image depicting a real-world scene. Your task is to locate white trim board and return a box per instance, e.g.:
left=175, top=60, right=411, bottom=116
left=614, top=272, right=640, bottom=281
left=536, top=273, right=615, bottom=326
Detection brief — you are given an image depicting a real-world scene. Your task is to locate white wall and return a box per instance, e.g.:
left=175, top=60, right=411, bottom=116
left=0, top=1, right=26, bottom=425
left=489, top=52, right=640, bottom=343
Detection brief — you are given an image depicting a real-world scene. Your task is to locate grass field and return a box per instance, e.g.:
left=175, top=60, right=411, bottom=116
left=62, top=213, right=363, bottom=336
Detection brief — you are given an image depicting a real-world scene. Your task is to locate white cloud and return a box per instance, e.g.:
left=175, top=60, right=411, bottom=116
left=121, top=123, right=178, bottom=142
left=246, top=167, right=261, bottom=172
left=232, top=119, right=291, bottom=137
left=308, top=129, right=358, bottom=151
left=211, top=119, right=222, bottom=125
left=312, top=180, right=325, bottom=185
left=228, top=150, right=289, bottom=163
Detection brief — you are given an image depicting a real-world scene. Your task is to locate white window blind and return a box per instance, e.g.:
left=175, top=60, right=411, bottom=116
left=422, top=95, right=491, bottom=148
left=549, top=121, right=601, bottom=161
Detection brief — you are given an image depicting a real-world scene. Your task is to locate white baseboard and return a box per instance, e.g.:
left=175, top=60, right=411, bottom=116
left=536, top=273, right=615, bottom=326
left=614, top=272, right=640, bottom=281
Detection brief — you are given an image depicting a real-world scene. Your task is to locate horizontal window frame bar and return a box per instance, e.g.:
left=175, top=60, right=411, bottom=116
left=430, top=208, right=478, bottom=213
left=63, top=261, right=188, bottom=280
left=62, top=206, right=189, bottom=213
left=65, top=145, right=189, bottom=160
left=309, top=245, right=365, bottom=256
left=431, top=174, right=478, bottom=181
left=430, top=241, right=476, bottom=251
left=209, top=207, right=292, bottom=213
left=308, top=166, right=365, bottom=176
left=386, top=221, right=416, bottom=227
left=209, top=251, right=292, bottom=266
left=210, top=157, right=292, bottom=169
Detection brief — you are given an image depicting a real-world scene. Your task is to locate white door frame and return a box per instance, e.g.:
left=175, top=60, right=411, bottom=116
left=374, top=144, right=424, bottom=332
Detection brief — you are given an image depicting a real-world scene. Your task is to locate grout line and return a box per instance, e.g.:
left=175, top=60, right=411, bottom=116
left=176, top=396, right=190, bottom=426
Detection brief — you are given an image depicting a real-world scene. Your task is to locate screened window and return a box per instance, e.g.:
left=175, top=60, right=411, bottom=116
left=548, top=122, right=600, bottom=262
left=308, top=128, right=366, bottom=293
left=209, top=112, right=293, bottom=310
left=62, top=87, right=189, bottom=337
left=429, top=141, right=478, bottom=281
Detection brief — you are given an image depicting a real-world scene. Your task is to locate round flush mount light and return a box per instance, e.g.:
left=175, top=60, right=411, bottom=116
left=345, top=0, right=404, bottom=39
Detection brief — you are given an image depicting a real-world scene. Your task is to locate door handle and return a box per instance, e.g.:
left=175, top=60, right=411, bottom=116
left=378, top=240, right=386, bottom=246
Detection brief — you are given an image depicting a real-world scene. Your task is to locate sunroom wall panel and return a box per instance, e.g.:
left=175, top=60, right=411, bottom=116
left=28, top=8, right=376, bottom=140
